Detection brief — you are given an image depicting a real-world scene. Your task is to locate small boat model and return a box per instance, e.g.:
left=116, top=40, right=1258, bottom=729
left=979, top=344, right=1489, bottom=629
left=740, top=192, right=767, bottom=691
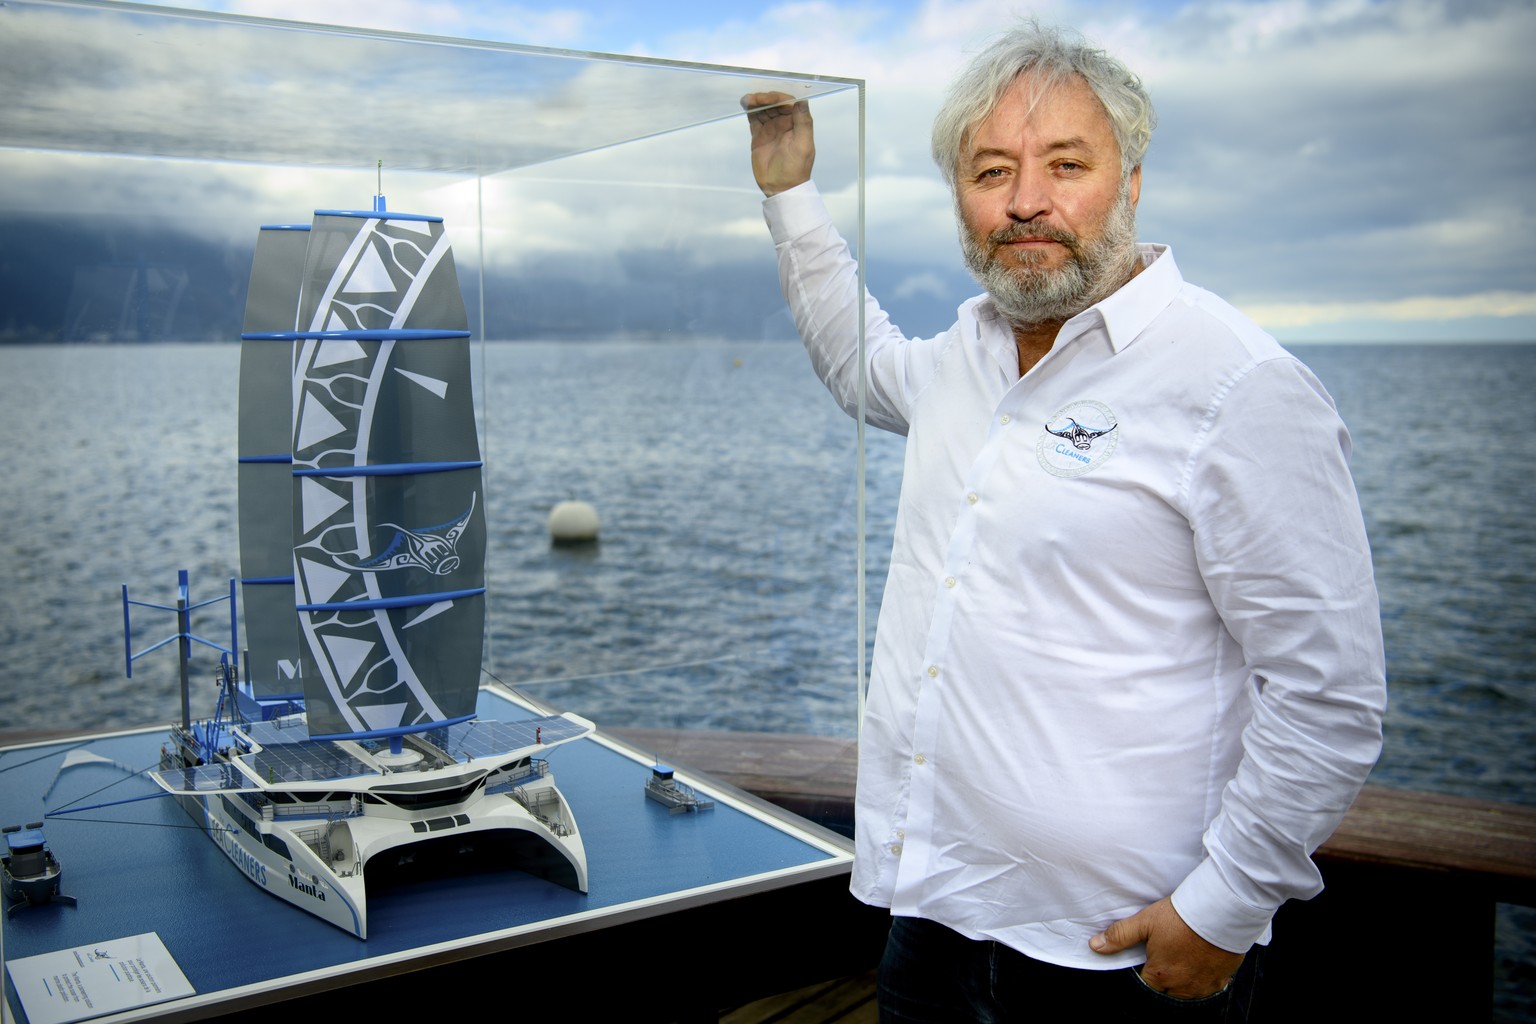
left=2, top=822, right=76, bottom=916
left=143, top=191, right=592, bottom=939
left=644, top=763, right=714, bottom=813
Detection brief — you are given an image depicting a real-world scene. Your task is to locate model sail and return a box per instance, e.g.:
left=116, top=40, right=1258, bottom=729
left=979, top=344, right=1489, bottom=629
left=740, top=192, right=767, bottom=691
left=290, top=208, right=484, bottom=740
left=238, top=225, right=309, bottom=700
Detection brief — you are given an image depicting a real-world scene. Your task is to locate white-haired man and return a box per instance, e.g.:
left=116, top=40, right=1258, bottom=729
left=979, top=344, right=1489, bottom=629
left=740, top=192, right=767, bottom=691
left=744, top=21, right=1385, bottom=1022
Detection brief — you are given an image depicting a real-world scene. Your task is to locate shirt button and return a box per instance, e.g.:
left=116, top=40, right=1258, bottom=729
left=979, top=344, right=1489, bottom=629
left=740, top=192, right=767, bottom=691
left=891, top=843, right=903, bottom=856
left=927, top=665, right=939, bottom=678
left=914, top=754, right=926, bottom=765
left=1000, top=414, right=1011, bottom=425
left=966, top=492, right=978, bottom=505
left=944, top=576, right=956, bottom=588
left=896, top=829, right=905, bottom=839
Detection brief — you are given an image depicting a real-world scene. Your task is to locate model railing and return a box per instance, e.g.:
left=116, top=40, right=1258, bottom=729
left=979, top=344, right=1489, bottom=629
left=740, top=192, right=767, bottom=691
left=485, top=757, right=548, bottom=796
left=267, top=800, right=362, bottom=823
left=510, top=784, right=570, bottom=837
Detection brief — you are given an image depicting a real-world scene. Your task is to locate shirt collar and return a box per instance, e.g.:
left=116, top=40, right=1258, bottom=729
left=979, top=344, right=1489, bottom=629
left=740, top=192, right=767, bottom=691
left=1088, top=243, right=1180, bottom=353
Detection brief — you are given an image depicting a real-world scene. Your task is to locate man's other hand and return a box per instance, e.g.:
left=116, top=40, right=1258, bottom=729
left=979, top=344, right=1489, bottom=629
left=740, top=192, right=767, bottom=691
left=1089, top=897, right=1246, bottom=999
left=742, top=91, right=815, bottom=197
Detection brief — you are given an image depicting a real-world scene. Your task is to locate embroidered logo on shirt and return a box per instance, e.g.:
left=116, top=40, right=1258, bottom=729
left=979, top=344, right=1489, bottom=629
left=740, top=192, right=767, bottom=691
left=1037, top=400, right=1119, bottom=478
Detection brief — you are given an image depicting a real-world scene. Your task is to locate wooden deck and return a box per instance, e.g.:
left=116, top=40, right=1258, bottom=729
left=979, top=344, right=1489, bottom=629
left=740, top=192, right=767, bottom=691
left=720, top=971, right=878, bottom=1024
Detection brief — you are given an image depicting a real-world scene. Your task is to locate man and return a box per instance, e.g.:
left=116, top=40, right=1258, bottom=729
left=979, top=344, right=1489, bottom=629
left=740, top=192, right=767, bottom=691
left=743, top=21, right=1386, bottom=1022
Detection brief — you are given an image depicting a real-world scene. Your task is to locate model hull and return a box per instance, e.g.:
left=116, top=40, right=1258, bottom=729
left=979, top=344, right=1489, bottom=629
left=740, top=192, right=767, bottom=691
left=174, top=789, right=366, bottom=935
left=154, top=712, right=591, bottom=939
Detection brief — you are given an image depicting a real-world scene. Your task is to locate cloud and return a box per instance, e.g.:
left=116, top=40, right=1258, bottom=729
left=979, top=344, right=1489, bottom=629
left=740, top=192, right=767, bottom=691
left=211, top=0, right=592, bottom=46
left=1244, top=290, right=1536, bottom=329
left=11, top=0, right=1535, bottom=342
left=891, top=271, right=951, bottom=302
left=644, top=0, right=1535, bottom=338
left=1124, top=1, right=1534, bottom=330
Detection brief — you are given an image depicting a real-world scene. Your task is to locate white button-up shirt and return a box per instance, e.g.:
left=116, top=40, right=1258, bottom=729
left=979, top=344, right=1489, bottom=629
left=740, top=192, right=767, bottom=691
left=765, top=183, right=1386, bottom=969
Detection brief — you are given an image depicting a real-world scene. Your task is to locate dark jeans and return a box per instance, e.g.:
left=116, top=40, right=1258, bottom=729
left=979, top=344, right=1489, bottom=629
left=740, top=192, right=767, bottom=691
left=876, top=916, right=1261, bottom=1023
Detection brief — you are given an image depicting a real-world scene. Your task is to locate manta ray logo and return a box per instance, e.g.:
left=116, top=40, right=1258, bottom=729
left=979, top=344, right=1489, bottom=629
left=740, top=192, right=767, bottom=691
left=1045, top=418, right=1116, bottom=450
left=1037, top=400, right=1119, bottom=478
left=339, top=493, right=477, bottom=576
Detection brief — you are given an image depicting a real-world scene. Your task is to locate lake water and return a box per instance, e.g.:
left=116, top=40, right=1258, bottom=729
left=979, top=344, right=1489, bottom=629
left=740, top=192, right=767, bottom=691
left=1, top=339, right=1531, bottom=1014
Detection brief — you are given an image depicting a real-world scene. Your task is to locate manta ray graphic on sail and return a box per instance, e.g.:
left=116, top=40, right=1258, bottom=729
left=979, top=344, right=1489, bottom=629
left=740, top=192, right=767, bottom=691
left=335, top=494, right=477, bottom=576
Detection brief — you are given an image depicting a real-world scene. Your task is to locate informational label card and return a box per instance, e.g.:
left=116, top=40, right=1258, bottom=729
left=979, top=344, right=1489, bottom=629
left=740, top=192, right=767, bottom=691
left=5, top=932, right=194, bottom=1024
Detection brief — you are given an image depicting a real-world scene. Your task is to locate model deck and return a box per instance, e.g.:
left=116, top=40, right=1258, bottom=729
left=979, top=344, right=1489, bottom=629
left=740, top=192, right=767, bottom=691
left=155, top=714, right=587, bottom=794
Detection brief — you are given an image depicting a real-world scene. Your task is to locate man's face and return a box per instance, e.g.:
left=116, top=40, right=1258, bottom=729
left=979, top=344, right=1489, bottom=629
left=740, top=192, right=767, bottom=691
left=955, top=73, right=1142, bottom=327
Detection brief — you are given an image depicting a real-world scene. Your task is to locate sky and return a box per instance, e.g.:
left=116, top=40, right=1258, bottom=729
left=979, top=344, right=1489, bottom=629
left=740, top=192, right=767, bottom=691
left=15, top=0, right=1536, bottom=342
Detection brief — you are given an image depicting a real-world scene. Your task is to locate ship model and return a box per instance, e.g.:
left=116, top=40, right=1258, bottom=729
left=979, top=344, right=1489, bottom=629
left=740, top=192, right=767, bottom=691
left=147, top=192, right=591, bottom=939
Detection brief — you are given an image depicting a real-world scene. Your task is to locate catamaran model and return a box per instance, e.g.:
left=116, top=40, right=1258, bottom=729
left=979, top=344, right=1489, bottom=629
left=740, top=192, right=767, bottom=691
left=147, top=193, right=591, bottom=939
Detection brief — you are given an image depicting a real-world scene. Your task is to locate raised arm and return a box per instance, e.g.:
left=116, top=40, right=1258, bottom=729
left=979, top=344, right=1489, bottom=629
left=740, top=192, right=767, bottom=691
left=741, top=91, right=816, bottom=196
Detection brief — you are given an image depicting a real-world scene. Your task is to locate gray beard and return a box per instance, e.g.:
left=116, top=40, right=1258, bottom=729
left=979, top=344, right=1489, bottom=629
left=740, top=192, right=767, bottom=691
left=960, top=187, right=1140, bottom=328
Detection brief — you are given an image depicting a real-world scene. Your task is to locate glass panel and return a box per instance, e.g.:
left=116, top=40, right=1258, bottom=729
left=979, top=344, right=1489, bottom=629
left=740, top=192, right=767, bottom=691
left=474, top=106, right=865, bottom=744
left=0, top=0, right=866, bottom=803
left=0, top=0, right=856, bottom=175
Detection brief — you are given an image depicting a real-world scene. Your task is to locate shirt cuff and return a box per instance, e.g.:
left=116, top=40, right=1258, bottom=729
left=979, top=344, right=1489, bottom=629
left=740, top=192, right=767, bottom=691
left=763, top=181, right=829, bottom=245
left=1170, top=858, right=1276, bottom=954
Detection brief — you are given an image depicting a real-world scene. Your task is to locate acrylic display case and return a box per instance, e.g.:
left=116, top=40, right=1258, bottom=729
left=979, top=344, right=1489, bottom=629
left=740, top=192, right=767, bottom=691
left=0, top=0, right=869, bottom=744
left=1, top=3, right=875, bottom=1018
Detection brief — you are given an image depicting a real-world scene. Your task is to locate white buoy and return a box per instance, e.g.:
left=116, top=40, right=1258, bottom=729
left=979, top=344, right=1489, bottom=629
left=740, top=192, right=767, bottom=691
left=548, top=500, right=600, bottom=545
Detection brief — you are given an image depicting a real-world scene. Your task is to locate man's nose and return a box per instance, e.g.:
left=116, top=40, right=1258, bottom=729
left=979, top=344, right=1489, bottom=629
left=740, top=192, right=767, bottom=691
left=1005, top=166, right=1050, bottom=222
